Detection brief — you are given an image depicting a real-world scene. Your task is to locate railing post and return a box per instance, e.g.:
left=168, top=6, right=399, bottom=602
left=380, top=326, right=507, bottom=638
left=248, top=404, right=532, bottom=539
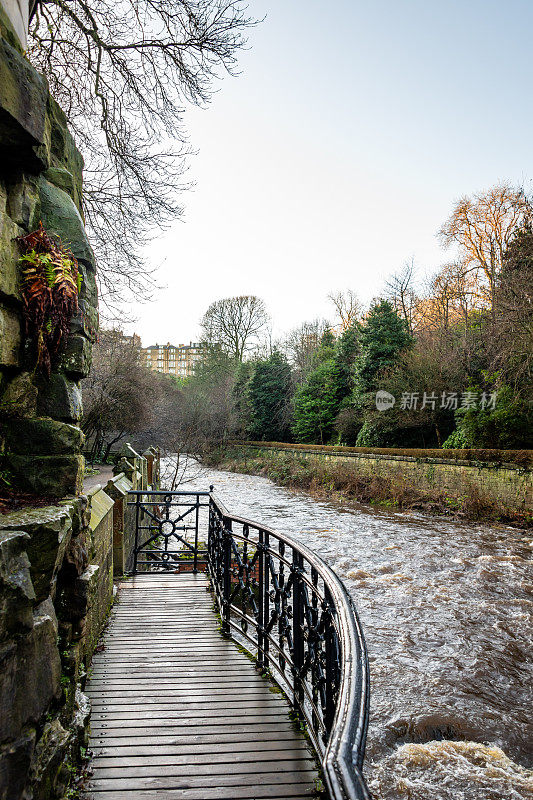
left=257, top=529, right=265, bottom=670
left=324, top=584, right=337, bottom=736
left=193, top=494, right=200, bottom=574
left=222, top=517, right=232, bottom=637
left=263, top=530, right=270, bottom=669
left=133, top=494, right=140, bottom=574
left=292, top=550, right=305, bottom=711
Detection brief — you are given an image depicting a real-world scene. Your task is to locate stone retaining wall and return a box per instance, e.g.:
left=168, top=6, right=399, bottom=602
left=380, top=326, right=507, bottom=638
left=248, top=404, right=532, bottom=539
left=234, top=443, right=532, bottom=516
left=0, top=443, right=160, bottom=799
left=0, top=4, right=97, bottom=498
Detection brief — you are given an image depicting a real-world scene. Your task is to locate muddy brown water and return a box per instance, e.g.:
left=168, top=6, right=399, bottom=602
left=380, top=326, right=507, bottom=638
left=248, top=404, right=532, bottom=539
left=170, top=462, right=533, bottom=800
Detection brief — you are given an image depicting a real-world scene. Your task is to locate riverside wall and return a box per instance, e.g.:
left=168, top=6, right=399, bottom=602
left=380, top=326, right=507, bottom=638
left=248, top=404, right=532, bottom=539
left=232, top=442, right=532, bottom=517
left=0, top=4, right=161, bottom=795
left=0, top=443, right=158, bottom=799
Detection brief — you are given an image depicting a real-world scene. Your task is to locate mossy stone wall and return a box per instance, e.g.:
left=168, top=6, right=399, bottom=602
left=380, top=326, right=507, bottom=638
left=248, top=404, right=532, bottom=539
left=238, top=444, right=532, bottom=517
left=0, top=8, right=107, bottom=798
left=0, top=9, right=97, bottom=498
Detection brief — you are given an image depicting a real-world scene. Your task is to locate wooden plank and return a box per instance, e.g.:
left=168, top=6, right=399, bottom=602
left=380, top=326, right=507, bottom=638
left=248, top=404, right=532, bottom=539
left=86, top=770, right=317, bottom=791
left=90, top=762, right=316, bottom=781
left=90, top=730, right=306, bottom=748
left=86, top=789, right=315, bottom=800
left=86, top=573, right=318, bottom=800
left=90, top=744, right=310, bottom=763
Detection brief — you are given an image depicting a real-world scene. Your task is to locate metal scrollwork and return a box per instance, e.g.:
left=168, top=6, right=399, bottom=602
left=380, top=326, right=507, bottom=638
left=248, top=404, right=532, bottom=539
left=207, top=493, right=371, bottom=800
left=129, top=487, right=370, bottom=799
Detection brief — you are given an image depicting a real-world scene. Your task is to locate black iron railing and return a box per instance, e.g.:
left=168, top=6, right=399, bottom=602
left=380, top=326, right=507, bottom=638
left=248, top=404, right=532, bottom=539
left=127, top=487, right=370, bottom=799
left=128, top=489, right=212, bottom=573
left=208, top=493, right=370, bottom=800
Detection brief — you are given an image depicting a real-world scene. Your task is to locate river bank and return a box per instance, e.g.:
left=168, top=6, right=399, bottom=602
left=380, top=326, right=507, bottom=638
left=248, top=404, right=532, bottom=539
left=180, top=460, right=533, bottom=800
left=206, top=448, right=532, bottom=525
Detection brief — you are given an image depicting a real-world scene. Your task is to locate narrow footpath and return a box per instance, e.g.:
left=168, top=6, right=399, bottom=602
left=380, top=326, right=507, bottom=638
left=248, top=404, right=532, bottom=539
left=85, top=574, right=319, bottom=799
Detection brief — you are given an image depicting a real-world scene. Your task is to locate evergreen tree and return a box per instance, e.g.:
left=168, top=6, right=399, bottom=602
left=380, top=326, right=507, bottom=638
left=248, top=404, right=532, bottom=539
left=350, top=300, right=413, bottom=446
left=291, top=324, right=361, bottom=444
left=248, top=352, right=293, bottom=441
left=292, top=359, right=341, bottom=443
left=334, top=323, right=360, bottom=397
left=353, top=300, right=413, bottom=393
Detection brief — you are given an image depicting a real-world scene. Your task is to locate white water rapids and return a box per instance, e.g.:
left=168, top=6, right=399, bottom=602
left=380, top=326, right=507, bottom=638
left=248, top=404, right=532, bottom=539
left=170, top=461, right=533, bottom=800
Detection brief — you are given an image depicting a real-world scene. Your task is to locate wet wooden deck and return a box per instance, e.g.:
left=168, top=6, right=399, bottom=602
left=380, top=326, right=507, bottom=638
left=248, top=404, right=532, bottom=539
left=85, top=574, right=319, bottom=799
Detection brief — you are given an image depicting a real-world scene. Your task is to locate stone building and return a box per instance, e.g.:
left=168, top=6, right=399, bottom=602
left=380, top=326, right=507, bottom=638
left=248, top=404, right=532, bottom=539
left=142, top=340, right=204, bottom=378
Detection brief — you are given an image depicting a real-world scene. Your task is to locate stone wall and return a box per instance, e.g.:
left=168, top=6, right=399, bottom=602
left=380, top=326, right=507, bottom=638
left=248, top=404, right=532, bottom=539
left=234, top=443, right=533, bottom=517
left=0, top=443, right=159, bottom=799
left=0, top=7, right=115, bottom=797
left=0, top=4, right=97, bottom=499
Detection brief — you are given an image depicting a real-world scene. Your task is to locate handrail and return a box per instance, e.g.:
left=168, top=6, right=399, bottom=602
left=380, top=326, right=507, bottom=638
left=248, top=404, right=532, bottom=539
left=208, top=492, right=371, bottom=800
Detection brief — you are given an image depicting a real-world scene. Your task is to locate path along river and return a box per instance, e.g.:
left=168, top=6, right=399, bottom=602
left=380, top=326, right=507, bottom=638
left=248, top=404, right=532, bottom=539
left=175, top=462, right=533, bottom=800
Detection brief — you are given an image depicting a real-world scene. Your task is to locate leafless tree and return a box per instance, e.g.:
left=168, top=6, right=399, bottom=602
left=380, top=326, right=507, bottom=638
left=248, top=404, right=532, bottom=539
left=28, top=1, right=255, bottom=311
left=82, top=328, right=155, bottom=460
left=282, top=318, right=329, bottom=380
left=385, top=260, right=421, bottom=333
left=438, top=183, right=531, bottom=317
left=200, top=295, right=270, bottom=361
left=328, top=289, right=361, bottom=332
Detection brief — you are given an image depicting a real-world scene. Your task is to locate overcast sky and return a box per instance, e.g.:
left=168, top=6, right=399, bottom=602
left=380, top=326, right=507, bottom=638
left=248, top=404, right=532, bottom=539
left=123, top=0, right=532, bottom=347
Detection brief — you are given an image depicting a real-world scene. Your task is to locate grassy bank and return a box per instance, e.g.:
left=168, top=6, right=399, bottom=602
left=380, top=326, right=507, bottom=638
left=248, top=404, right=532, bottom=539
left=207, top=449, right=531, bottom=525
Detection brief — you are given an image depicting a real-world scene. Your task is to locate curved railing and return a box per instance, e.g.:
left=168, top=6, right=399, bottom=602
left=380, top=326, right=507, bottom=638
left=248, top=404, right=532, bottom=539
left=208, top=493, right=371, bottom=800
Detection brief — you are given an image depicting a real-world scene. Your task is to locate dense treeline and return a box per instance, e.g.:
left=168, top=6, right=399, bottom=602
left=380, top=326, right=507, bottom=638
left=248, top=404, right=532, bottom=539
left=84, top=183, right=533, bottom=455
left=183, top=183, right=533, bottom=450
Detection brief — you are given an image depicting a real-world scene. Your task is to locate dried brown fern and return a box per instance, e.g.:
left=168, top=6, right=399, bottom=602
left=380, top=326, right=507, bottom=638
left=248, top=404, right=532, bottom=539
left=17, top=223, right=81, bottom=376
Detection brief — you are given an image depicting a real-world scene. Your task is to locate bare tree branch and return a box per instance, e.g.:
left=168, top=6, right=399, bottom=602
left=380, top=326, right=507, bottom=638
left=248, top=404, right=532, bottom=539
left=29, top=1, right=255, bottom=311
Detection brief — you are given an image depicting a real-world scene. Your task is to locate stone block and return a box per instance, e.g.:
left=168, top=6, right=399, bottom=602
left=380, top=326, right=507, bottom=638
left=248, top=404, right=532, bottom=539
left=0, top=207, right=23, bottom=301
left=0, top=530, right=34, bottom=639
left=78, top=260, right=98, bottom=304
left=7, top=175, right=41, bottom=230
left=64, top=494, right=90, bottom=537
left=63, top=563, right=98, bottom=622
left=30, top=718, right=71, bottom=800
left=80, top=561, right=113, bottom=660
left=73, top=688, right=90, bottom=748
left=0, top=371, right=37, bottom=417
left=44, top=166, right=82, bottom=213
left=62, top=529, right=89, bottom=580
left=87, top=487, right=114, bottom=565
left=38, top=178, right=94, bottom=267
left=69, top=299, right=98, bottom=342
left=6, top=453, right=84, bottom=499
left=42, top=97, right=84, bottom=193
left=0, top=304, right=20, bottom=367
left=59, top=334, right=92, bottom=378
left=0, top=727, right=36, bottom=800
left=0, top=503, right=74, bottom=602
left=0, top=613, right=61, bottom=741
left=36, top=373, right=82, bottom=423
left=0, top=37, right=48, bottom=160
left=33, top=597, right=58, bottom=636
left=3, top=417, right=84, bottom=455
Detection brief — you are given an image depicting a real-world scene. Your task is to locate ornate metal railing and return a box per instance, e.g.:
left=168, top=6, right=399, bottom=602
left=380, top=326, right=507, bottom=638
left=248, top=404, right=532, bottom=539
left=208, top=493, right=370, bottom=800
left=128, top=489, right=212, bottom=573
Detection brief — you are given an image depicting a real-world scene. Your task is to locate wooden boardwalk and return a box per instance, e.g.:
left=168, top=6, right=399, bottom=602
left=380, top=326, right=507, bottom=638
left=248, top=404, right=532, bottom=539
left=85, top=574, right=319, bottom=799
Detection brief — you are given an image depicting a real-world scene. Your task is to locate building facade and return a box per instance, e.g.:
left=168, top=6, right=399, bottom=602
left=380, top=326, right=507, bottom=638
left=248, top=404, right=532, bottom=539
left=142, top=342, right=204, bottom=378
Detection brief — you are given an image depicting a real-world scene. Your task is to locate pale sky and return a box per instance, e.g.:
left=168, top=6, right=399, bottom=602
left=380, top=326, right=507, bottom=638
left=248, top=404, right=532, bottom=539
left=123, top=0, right=532, bottom=347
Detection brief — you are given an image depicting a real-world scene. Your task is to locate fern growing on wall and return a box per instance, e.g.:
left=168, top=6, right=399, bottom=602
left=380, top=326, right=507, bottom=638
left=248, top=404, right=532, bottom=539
left=17, top=223, right=81, bottom=376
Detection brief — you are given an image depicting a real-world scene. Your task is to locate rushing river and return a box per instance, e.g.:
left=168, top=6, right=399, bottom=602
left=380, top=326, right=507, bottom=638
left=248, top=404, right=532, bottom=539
left=171, top=461, right=533, bottom=800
